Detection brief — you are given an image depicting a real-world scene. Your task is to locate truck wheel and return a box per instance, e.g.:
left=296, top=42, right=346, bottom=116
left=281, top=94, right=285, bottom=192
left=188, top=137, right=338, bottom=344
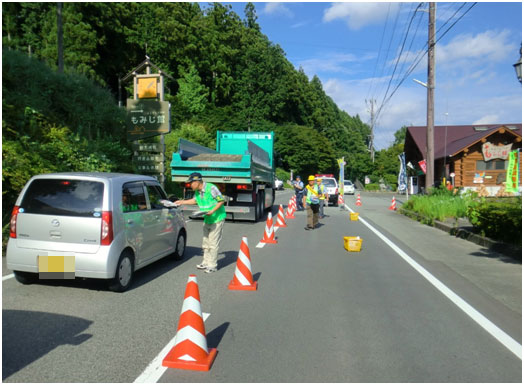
left=260, top=191, right=266, bottom=212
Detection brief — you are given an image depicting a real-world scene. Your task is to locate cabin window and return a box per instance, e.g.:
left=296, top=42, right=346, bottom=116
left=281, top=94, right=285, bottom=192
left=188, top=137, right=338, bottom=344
left=476, top=160, right=507, bottom=171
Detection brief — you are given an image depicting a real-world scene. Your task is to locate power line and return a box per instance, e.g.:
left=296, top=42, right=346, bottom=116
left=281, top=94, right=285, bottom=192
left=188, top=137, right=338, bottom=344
left=377, top=3, right=423, bottom=118
left=366, top=3, right=391, bottom=100
left=374, top=2, right=477, bottom=126
left=394, top=6, right=425, bottom=90
left=373, top=3, right=403, bottom=102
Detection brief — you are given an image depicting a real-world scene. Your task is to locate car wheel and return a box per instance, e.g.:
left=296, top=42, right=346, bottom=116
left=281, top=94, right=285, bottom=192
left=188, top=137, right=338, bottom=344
left=13, top=271, right=38, bottom=285
left=173, top=230, right=186, bottom=260
left=108, top=250, right=134, bottom=292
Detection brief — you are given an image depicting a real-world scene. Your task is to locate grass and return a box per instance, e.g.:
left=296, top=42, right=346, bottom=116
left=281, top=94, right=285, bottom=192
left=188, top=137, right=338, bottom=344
left=400, top=193, right=473, bottom=223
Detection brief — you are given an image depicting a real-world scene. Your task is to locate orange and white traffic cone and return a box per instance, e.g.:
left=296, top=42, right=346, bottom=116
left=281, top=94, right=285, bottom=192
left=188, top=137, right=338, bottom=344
left=338, top=194, right=344, bottom=205
left=285, top=200, right=296, bottom=219
left=163, top=275, right=217, bottom=371
left=355, top=194, right=362, bottom=206
left=260, top=212, right=278, bottom=244
left=275, top=204, right=287, bottom=228
left=228, top=237, right=257, bottom=291
left=389, top=196, right=396, bottom=210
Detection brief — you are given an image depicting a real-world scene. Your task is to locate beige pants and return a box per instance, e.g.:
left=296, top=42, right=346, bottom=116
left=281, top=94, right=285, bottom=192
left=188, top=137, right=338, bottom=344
left=202, top=220, right=224, bottom=269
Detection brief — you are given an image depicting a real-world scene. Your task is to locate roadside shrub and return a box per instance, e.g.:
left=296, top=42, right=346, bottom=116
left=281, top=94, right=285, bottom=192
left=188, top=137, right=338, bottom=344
left=275, top=168, right=290, bottom=188
left=365, top=183, right=379, bottom=191
left=401, top=194, right=472, bottom=223
left=466, top=198, right=522, bottom=245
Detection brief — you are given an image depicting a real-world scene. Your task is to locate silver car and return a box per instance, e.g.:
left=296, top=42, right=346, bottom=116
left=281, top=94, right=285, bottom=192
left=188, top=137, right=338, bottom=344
left=6, top=172, right=186, bottom=292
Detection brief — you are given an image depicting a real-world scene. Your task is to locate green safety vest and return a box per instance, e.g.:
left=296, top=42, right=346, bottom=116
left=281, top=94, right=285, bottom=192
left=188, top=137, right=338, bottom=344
left=194, top=182, right=226, bottom=224
left=305, top=184, right=321, bottom=204
left=317, top=184, right=326, bottom=200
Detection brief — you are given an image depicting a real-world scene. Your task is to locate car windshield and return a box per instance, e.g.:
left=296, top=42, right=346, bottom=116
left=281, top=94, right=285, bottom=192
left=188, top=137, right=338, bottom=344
left=344, top=181, right=353, bottom=186
left=322, top=179, right=336, bottom=187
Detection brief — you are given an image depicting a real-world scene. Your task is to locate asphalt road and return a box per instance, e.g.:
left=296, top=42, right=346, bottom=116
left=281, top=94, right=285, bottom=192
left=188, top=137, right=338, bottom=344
left=2, top=190, right=522, bottom=382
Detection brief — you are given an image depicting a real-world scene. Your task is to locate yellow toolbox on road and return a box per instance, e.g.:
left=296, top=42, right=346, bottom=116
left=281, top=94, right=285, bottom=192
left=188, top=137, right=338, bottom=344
left=344, top=236, right=362, bottom=252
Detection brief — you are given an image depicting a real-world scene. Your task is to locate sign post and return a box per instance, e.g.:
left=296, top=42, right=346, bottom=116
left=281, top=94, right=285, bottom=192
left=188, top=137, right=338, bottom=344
left=120, top=57, right=173, bottom=188
left=337, top=157, right=346, bottom=210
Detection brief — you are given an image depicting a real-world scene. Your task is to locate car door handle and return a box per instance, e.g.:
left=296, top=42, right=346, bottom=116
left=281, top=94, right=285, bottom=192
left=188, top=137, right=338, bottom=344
left=127, top=219, right=134, bottom=224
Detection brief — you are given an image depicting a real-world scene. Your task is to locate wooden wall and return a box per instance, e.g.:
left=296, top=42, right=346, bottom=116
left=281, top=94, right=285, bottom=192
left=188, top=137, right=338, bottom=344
left=450, top=131, right=522, bottom=187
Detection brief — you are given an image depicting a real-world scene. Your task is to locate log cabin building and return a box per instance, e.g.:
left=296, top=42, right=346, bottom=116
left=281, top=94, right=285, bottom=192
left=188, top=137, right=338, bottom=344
left=404, top=124, right=522, bottom=196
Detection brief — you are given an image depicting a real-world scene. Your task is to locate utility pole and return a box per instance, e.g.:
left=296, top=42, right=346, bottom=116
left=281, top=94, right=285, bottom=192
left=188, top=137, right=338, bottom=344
left=366, top=99, right=376, bottom=163
left=425, top=2, right=436, bottom=192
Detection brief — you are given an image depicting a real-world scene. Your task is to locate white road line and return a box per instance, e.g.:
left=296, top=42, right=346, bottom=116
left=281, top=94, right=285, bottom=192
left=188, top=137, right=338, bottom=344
left=134, top=312, right=210, bottom=383
left=256, top=225, right=280, bottom=248
left=345, top=204, right=522, bottom=360
left=3, top=274, right=14, bottom=281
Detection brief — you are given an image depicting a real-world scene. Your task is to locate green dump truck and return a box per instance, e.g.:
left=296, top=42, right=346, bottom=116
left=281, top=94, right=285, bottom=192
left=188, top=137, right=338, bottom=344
left=170, top=131, right=276, bottom=221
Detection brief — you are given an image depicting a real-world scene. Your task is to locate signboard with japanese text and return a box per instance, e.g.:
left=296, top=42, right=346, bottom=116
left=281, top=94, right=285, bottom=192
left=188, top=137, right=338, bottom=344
left=136, top=164, right=163, bottom=173
left=505, top=150, right=519, bottom=192
left=133, top=154, right=163, bottom=163
left=126, top=99, right=170, bottom=141
left=132, top=143, right=165, bottom=153
left=482, top=142, right=513, bottom=161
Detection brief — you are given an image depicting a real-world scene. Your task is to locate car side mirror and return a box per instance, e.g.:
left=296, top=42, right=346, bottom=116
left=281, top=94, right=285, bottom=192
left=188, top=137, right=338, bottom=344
left=168, top=195, right=179, bottom=202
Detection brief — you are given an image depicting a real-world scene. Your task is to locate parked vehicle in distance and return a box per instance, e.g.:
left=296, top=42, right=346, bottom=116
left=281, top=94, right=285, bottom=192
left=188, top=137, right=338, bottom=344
left=274, top=178, right=284, bottom=190
left=343, top=180, right=355, bottom=195
left=6, top=172, right=186, bottom=292
left=319, top=177, right=339, bottom=206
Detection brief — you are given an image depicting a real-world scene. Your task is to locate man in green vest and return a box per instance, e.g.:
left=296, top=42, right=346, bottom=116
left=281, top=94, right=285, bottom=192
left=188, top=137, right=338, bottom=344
left=303, top=175, right=321, bottom=230
left=316, top=177, right=327, bottom=219
left=175, top=172, right=226, bottom=273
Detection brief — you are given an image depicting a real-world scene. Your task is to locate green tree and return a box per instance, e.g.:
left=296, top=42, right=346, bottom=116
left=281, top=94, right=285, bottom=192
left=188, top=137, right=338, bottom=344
left=394, top=125, right=407, bottom=145
left=274, top=124, right=336, bottom=177
left=177, top=64, right=209, bottom=115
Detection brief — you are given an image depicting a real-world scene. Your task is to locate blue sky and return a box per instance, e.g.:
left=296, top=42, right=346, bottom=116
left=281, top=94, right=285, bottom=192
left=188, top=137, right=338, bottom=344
left=218, top=2, right=522, bottom=149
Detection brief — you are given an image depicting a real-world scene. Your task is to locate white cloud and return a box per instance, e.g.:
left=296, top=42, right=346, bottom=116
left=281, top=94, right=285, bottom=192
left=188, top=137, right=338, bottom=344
left=320, top=75, right=521, bottom=150
left=263, top=3, right=293, bottom=18
left=299, top=53, right=361, bottom=76
left=291, top=21, right=309, bottom=29
left=437, top=29, right=515, bottom=65
left=473, top=115, right=500, bottom=125
left=323, top=3, right=401, bottom=30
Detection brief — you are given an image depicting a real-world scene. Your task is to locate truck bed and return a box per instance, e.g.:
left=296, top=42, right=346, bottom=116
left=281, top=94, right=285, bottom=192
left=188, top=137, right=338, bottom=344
left=188, top=154, right=243, bottom=162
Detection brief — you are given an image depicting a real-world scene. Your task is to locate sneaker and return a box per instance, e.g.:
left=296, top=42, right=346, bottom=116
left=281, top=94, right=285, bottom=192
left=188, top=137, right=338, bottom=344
left=204, top=267, right=217, bottom=273
left=196, top=263, right=208, bottom=270
left=304, top=226, right=312, bottom=231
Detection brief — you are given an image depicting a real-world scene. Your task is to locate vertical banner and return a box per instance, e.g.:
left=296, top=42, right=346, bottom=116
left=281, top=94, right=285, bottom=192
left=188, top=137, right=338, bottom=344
left=337, top=158, right=345, bottom=197
left=398, top=153, right=407, bottom=192
left=505, top=150, right=519, bottom=193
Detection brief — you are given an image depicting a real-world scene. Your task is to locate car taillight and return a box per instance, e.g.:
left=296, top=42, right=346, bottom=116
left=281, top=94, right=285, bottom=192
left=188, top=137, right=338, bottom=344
left=101, top=211, right=113, bottom=246
left=10, top=206, right=20, bottom=238
left=335, top=188, right=338, bottom=195
left=184, top=183, right=191, bottom=188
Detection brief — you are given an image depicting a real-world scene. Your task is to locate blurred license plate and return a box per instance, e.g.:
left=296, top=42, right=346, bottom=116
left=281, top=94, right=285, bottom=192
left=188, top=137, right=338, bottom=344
left=38, top=255, right=75, bottom=279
